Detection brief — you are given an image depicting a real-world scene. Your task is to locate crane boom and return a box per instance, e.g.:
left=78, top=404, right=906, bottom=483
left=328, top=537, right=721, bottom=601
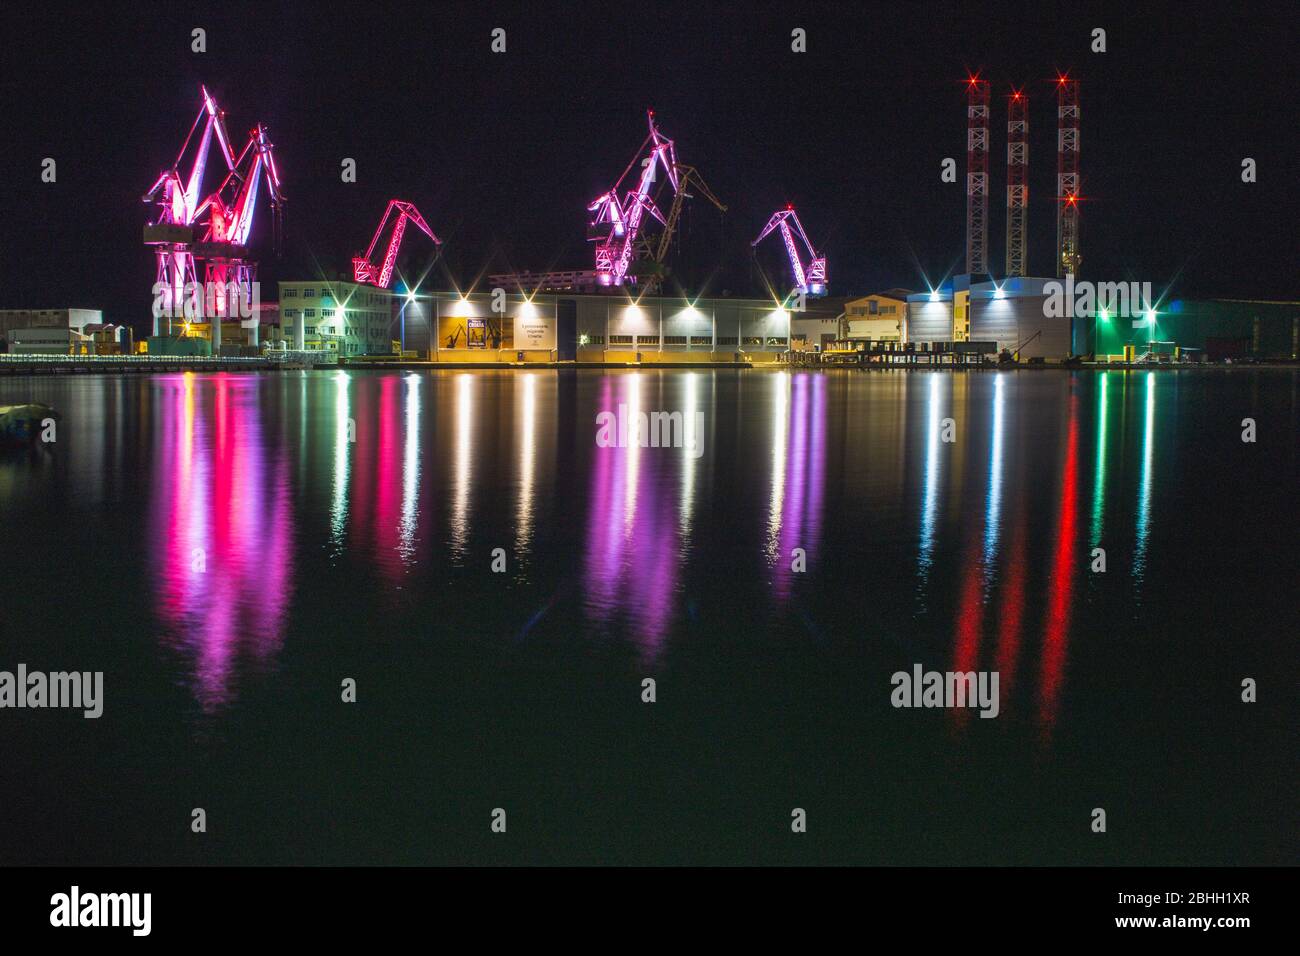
left=203, top=122, right=285, bottom=252
left=753, top=206, right=828, bottom=296
left=352, top=200, right=441, bottom=288
left=654, top=165, right=726, bottom=263
left=143, top=85, right=238, bottom=231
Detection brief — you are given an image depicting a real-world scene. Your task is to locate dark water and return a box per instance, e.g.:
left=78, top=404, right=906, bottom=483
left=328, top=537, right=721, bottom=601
left=1, top=368, right=1295, bottom=865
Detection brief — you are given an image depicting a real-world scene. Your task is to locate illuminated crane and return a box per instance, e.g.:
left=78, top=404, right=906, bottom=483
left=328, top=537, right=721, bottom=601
left=352, top=200, right=440, bottom=288
left=489, top=111, right=722, bottom=294
left=752, top=206, right=828, bottom=296
left=588, top=110, right=679, bottom=287
left=142, top=85, right=237, bottom=334
left=143, top=86, right=283, bottom=346
left=193, top=120, right=285, bottom=346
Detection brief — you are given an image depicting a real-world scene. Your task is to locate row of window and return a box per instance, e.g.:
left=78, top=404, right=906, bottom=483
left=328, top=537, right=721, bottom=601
left=283, top=308, right=389, bottom=320
left=583, top=334, right=788, bottom=348
left=282, top=288, right=389, bottom=305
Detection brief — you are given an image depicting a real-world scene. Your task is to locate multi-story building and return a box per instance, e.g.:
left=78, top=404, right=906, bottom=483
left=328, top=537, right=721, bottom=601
left=277, top=281, right=396, bottom=355
left=843, top=290, right=911, bottom=344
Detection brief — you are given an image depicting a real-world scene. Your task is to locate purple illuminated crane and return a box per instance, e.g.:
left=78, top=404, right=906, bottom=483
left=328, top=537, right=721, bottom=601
left=752, top=206, right=828, bottom=297
left=489, top=110, right=721, bottom=294
left=588, top=110, right=680, bottom=287
left=352, top=200, right=441, bottom=288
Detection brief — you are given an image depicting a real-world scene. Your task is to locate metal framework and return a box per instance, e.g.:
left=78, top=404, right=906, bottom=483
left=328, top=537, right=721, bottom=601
left=965, top=77, right=990, bottom=275
left=587, top=110, right=674, bottom=286
left=1056, top=76, right=1081, bottom=277
left=142, top=85, right=236, bottom=335
left=352, top=200, right=441, bottom=288
left=586, top=111, right=723, bottom=291
left=143, top=86, right=284, bottom=345
left=198, top=122, right=285, bottom=348
left=752, top=205, right=827, bottom=296
left=1005, top=87, right=1028, bottom=277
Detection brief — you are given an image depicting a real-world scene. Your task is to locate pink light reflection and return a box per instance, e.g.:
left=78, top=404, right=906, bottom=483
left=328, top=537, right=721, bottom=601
left=150, top=374, right=293, bottom=712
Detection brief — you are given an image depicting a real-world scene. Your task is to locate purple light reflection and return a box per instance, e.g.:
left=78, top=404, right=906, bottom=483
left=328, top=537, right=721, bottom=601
left=583, top=374, right=681, bottom=658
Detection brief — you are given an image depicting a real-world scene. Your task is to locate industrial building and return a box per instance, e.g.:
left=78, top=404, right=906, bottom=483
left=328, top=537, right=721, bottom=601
left=907, top=281, right=1299, bottom=362
left=7, top=327, right=88, bottom=355
left=908, top=277, right=1071, bottom=360
left=1083, top=298, right=1300, bottom=361
left=788, top=296, right=853, bottom=352
left=0, top=308, right=104, bottom=350
left=387, top=291, right=790, bottom=363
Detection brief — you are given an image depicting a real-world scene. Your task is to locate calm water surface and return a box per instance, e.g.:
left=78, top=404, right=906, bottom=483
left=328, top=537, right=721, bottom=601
left=1, top=368, right=1295, bottom=864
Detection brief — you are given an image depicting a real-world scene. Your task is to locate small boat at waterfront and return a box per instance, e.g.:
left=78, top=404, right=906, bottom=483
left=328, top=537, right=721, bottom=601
left=0, top=403, right=59, bottom=447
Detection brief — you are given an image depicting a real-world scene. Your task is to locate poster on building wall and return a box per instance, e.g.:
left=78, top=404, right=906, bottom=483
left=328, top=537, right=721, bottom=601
left=467, top=317, right=487, bottom=349
left=515, top=311, right=555, bottom=350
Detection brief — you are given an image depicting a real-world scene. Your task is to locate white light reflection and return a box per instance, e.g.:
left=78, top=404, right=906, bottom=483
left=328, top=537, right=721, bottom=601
left=451, top=373, right=473, bottom=558
left=765, top=371, right=790, bottom=560
left=399, top=373, right=420, bottom=563
left=918, top=373, right=942, bottom=586
left=329, top=371, right=351, bottom=548
left=516, top=373, right=536, bottom=555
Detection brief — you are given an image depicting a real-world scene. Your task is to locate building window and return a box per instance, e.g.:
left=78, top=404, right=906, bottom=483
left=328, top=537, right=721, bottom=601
left=663, top=335, right=687, bottom=345
left=767, top=337, right=788, bottom=347
left=690, top=335, right=712, bottom=346
left=579, top=333, right=604, bottom=346
left=743, top=336, right=763, bottom=346
left=303, top=288, right=316, bottom=297
left=304, top=309, right=316, bottom=318
left=305, top=326, right=316, bottom=334
left=609, top=334, right=633, bottom=345
left=869, top=301, right=879, bottom=315
left=283, top=289, right=298, bottom=298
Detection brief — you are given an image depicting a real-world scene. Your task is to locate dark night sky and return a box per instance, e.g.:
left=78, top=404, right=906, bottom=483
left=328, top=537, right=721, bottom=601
left=1, top=0, right=1295, bottom=333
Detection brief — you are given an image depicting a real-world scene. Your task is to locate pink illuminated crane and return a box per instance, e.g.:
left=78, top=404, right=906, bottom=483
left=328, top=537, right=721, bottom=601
left=352, top=200, right=441, bottom=288
left=144, top=86, right=284, bottom=344
left=202, top=122, right=284, bottom=250
left=753, top=206, right=827, bottom=297
left=143, top=85, right=238, bottom=332
left=194, top=120, right=285, bottom=344
left=588, top=110, right=681, bottom=287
